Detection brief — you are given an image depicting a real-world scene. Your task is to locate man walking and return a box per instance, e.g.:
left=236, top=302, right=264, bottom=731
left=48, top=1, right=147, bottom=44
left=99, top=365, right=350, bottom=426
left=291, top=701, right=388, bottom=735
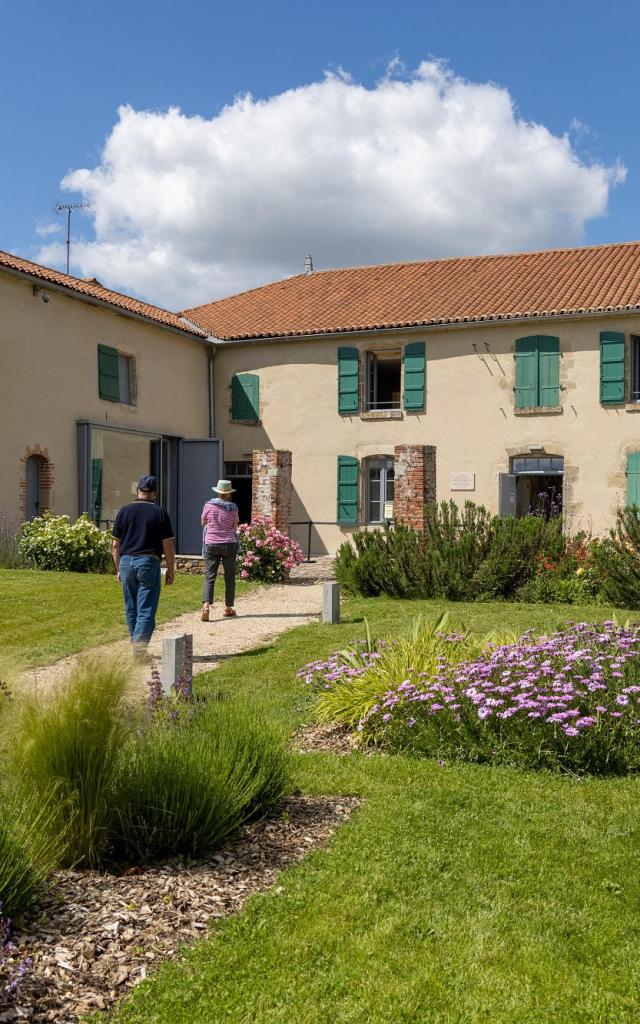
left=111, top=475, right=175, bottom=652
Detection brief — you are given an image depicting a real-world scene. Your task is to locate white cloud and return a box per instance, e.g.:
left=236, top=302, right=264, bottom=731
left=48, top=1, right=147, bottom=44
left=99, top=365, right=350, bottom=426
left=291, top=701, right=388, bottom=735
left=35, top=220, right=62, bottom=238
left=43, top=60, right=625, bottom=310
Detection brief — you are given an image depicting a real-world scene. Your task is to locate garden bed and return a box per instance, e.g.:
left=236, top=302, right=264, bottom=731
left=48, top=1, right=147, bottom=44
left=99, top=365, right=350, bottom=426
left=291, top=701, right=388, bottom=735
left=2, top=796, right=359, bottom=1023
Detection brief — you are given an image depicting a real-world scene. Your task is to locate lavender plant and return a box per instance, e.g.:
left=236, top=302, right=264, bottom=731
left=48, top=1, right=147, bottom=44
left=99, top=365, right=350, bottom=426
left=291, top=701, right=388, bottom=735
left=0, top=906, right=31, bottom=1004
left=358, top=622, right=640, bottom=773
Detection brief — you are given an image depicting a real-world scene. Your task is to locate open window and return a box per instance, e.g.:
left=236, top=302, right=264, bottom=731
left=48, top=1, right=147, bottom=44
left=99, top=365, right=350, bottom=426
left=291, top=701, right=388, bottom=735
left=366, top=352, right=401, bottom=411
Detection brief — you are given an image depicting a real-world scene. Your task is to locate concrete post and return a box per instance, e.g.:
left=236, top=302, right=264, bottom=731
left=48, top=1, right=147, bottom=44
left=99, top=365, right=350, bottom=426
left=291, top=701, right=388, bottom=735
left=161, top=634, right=193, bottom=697
left=322, top=581, right=340, bottom=624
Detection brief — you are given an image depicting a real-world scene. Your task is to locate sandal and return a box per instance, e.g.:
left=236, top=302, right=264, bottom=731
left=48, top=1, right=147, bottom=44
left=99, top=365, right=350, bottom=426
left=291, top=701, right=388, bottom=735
left=223, top=607, right=237, bottom=618
left=201, top=607, right=210, bottom=622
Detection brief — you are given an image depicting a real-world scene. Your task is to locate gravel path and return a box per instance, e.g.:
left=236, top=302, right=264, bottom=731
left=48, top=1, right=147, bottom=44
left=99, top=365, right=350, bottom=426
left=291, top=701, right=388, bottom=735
left=19, top=558, right=334, bottom=696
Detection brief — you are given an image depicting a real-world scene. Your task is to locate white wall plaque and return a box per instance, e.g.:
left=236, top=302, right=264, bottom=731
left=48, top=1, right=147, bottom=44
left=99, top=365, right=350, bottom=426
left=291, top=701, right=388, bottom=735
left=450, top=472, right=475, bottom=491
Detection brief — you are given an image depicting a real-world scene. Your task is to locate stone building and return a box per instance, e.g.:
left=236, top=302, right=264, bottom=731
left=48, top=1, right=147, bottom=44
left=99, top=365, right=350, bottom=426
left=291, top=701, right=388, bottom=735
left=183, top=241, right=640, bottom=556
left=0, top=251, right=220, bottom=554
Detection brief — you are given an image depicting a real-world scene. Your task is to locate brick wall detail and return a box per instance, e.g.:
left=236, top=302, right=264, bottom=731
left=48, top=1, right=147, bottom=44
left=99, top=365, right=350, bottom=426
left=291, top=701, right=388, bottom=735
left=251, top=449, right=292, bottom=535
left=19, top=445, right=54, bottom=519
left=393, top=444, right=436, bottom=532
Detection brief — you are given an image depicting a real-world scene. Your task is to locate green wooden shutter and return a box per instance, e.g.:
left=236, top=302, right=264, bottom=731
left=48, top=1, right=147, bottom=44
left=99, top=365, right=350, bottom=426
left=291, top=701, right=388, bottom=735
left=403, top=341, right=426, bottom=411
left=231, top=373, right=260, bottom=420
left=627, top=452, right=640, bottom=508
left=600, top=331, right=625, bottom=404
left=98, top=344, right=120, bottom=401
left=337, top=456, right=359, bottom=524
left=538, top=336, right=560, bottom=407
left=338, top=347, right=360, bottom=413
left=514, top=337, right=539, bottom=408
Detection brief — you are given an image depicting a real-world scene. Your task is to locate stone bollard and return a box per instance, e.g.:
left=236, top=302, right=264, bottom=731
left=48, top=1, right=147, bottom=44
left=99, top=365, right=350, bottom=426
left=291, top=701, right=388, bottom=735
left=161, top=634, right=193, bottom=697
left=322, top=581, right=340, bottom=624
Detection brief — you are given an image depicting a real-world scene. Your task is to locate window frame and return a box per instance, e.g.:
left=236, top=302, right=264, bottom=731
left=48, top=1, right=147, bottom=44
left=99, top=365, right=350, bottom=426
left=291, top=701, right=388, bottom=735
left=98, top=344, right=136, bottom=405
left=364, top=456, right=395, bottom=524
left=365, top=350, right=402, bottom=412
left=630, top=336, right=640, bottom=403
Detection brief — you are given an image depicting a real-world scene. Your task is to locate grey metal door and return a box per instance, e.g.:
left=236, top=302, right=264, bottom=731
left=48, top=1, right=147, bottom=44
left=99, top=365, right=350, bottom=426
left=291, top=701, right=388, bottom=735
left=177, top=439, right=222, bottom=554
left=498, top=473, right=517, bottom=518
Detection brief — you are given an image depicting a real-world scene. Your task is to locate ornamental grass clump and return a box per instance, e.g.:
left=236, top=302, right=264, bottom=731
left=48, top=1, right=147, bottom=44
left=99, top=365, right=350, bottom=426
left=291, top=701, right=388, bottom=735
left=112, top=704, right=289, bottom=863
left=237, top=518, right=303, bottom=583
left=360, top=622, right=640, bottom=774
left=302, top=615, right=516, bottom=729
left=7, top=658, right=131, bottom=868
left=0, top=789, right=63, bottom=917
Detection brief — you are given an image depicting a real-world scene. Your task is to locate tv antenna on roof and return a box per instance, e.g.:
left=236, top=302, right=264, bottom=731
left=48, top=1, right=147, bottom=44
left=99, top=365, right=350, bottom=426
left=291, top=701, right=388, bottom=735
left=55, top=201, right=90, bottom=274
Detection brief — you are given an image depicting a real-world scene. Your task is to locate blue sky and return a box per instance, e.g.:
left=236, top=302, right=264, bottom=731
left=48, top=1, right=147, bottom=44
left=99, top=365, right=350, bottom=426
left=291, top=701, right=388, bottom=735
left=0, top=0, right=637, bottom=306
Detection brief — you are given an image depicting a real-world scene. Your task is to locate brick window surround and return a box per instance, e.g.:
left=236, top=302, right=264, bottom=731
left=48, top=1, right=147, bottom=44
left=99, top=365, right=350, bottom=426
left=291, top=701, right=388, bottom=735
left=19, top=445, right=54, bottom=520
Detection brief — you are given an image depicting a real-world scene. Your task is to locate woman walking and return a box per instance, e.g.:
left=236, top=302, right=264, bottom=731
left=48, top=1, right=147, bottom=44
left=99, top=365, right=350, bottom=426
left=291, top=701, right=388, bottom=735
left=201, top=479, right=239, bottom=621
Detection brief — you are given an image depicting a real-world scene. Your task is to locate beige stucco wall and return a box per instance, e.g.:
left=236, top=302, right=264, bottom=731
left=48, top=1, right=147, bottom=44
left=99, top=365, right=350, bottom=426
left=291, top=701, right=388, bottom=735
left=214, top=314, right=640, bottom=554
left=0, top=271, right=210, bottom=521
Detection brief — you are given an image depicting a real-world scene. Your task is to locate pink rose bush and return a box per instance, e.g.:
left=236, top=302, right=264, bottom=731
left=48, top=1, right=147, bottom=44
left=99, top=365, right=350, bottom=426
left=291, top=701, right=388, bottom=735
left=237, top=518, right=303, bottom=583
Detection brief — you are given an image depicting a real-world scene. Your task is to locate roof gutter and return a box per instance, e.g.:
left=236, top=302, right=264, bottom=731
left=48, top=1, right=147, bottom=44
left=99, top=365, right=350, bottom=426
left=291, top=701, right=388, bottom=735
left=210, top=305, right=640, bottom=347
left=1, top=263, right=209, bottom=343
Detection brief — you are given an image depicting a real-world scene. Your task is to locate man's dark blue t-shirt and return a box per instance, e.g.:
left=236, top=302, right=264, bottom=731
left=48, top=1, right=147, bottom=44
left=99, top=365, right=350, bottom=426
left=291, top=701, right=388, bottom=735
left=112, top=500, right=174, bottom=558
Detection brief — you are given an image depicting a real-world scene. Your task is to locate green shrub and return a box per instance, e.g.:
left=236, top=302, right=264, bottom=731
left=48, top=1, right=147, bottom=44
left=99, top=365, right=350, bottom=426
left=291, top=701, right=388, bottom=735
left=18, top=512, right=112, bottom=573
left=112, top=705, right=288, bottom=863
left=336, top=501, right=583, bottom=603
left=592, top=508, right=640, bottom=609
left=0, top=788, right=62, bottom=917
left=9, top=658, right=131, bottom=868
left=334, top=524, right=427, bottom=597
left=470, top=515, right=564, bottom=599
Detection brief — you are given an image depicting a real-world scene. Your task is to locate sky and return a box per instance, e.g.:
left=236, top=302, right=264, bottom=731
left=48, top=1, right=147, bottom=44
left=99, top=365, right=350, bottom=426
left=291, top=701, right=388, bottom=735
left=0, top=0, right=638, bottom=310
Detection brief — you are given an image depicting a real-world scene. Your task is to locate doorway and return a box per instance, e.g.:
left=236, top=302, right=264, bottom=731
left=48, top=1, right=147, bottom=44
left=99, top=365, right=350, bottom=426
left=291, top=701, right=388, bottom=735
left=25, top=455, right=42, bottom=519
left=224, top=461, right=252, bottom=523
left=499, top=455, right=564, bottom=518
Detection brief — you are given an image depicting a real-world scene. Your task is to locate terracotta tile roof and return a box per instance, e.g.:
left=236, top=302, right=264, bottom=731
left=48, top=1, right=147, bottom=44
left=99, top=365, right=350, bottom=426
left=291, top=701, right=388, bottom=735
left=182, top=242, right=640, bottom=342
left=0, top=250, right=206, bottom=339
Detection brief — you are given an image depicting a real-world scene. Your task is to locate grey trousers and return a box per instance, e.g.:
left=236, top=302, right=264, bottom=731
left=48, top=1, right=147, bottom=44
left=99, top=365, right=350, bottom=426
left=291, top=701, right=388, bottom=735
left=202, top=543, right=237, bottom=606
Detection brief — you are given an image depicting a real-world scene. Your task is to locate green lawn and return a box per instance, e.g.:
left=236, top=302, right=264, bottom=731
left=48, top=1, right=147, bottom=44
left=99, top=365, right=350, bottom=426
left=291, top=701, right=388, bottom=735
left=106, top=596, right=640, bottom=1024
left=0, top=568, right=250, bottom=668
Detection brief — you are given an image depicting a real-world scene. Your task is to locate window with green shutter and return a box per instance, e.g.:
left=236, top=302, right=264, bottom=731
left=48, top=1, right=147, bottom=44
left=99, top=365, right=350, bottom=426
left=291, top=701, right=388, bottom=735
left=600, top=332, right=625, bottom=404
left=231, top=373, right=260, bottom=421
left=98, top=344, right=120, bottom=401
left=403, top=341, right=426, bottom=411
left=338, top=347, right=360, bottom=413
left=514, top=336, right=560, bottom=409
left=627, top=452, right=640, bottom=508
left=337, top=455, right=359, bottom=524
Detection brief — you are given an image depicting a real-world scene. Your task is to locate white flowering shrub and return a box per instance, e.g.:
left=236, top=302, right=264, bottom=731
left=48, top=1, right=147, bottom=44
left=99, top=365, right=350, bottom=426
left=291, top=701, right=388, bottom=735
left=18, top=513, right=112, bottom=574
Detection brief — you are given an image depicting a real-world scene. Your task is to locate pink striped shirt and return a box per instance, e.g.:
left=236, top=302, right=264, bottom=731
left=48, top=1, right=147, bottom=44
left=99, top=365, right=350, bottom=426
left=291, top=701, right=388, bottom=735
left=201, top=500, right=239, bottom=545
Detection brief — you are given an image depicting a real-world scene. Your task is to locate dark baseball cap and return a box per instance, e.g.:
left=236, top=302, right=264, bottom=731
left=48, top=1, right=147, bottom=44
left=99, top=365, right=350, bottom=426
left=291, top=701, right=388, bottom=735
left=137, top=474, right=158, bottom=492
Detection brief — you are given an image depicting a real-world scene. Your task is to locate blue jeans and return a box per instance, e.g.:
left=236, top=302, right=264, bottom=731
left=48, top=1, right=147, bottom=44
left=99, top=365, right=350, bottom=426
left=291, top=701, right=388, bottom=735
left=119, top=555, right=162, bottom=645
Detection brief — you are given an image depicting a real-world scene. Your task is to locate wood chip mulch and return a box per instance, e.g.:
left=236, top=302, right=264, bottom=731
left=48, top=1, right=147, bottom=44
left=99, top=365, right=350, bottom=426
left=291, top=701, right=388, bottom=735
left=1, top=795, right=360, bottom=1024
left=293, top=722, right=380, bottom=756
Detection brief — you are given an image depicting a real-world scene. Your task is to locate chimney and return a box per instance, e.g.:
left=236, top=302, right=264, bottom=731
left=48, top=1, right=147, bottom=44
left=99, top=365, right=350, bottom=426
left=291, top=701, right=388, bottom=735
left=304, top=254, right=313, bottom=274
